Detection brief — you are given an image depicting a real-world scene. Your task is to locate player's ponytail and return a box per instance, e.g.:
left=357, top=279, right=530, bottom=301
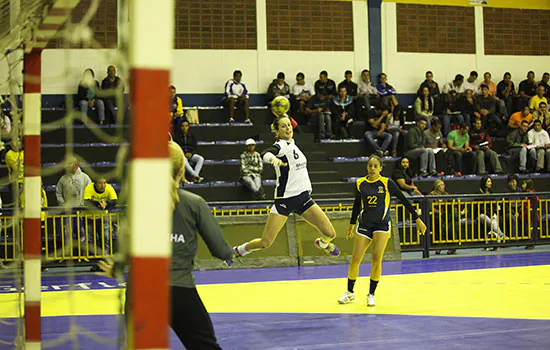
left=168, top=141, right=185, bottom=209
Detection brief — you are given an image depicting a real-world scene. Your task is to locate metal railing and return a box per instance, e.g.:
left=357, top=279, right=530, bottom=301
left=1, top=211, right=120, bottom=262
left=1, top=192, right=548, bottom=263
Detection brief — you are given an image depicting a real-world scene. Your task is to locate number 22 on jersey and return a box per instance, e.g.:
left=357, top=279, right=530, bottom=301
left=367, top=195, right=378, bottom=205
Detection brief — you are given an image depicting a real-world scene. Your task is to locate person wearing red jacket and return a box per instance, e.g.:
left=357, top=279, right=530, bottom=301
left=469, top=117, right=504, bottom=174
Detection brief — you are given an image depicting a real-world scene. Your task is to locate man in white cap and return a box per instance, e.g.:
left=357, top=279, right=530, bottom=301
left=240, top=138, right=266, bottom=199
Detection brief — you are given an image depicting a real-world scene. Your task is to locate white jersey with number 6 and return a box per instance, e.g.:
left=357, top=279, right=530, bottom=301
left=272, top=139, right=312, bottom=199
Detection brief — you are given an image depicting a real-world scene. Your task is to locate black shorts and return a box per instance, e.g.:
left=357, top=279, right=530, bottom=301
left=270, top=191, right=315, bottom=217
left=356, top=221, right=391, bottom=239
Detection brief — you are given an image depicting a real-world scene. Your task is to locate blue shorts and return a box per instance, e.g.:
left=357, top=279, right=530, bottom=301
left=270, top=191, right=316, bottom=217
left=356, top=221, right=391, bottom=240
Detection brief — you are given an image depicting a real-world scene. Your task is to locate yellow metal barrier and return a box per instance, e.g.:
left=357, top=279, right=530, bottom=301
left=1, top=197, right=547, bottom=262
left=395, top=203, right=422, bottom=246
left=430, top=198, right=532, bottom=245
left=540, top=199, right=550, bottom=239
left=0, top=212, right=120, bottom=263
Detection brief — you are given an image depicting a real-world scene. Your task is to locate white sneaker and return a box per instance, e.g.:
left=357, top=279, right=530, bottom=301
left=367, top=293, right=376, bottom=307
left=338, top=291, right=355, bottom=304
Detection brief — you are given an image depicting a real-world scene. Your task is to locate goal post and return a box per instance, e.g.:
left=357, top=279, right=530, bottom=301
left=126, top=0, right=174, bottom=348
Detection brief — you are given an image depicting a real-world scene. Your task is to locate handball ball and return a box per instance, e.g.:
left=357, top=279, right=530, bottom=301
left=271, top=96, right=290, bottom=116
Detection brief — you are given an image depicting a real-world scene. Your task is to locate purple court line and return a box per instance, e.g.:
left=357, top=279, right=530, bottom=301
left=1, top=314, right=548, bottom=350
left=193, top=252, right=550, bottom=285
left=0, top=253, right=548, bottom=294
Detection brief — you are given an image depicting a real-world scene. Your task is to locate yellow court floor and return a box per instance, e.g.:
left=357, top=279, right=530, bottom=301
left=1, top=265, right=549, bottom=320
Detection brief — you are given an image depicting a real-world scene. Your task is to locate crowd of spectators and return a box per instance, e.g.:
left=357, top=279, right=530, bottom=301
left=202, top=68, right=550, bottom=176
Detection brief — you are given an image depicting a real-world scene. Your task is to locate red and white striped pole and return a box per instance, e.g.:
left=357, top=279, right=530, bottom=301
left=127, top=0, right=173, bottom=348
left=23, top=48, right=42, bottom=350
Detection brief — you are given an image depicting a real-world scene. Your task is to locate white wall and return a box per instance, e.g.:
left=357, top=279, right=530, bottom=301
left=382, top=2, right=550, bottom=94
left=6, top=1, right=547, bottom=97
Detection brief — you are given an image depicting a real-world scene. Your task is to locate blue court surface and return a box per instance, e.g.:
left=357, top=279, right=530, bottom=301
left=1, top=253, right=549, bottom=349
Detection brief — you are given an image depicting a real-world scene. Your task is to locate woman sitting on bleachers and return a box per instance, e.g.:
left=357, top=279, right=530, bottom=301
left=414, top=86, right=435, bottom=128
left=392, top=157, right=422, bottom=197
left=477, top=176, right=506, bottom=251
left=77, top=68, right=105, bottom=124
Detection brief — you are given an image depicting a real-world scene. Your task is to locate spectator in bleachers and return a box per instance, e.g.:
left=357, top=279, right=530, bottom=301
left=292, top=72, right=315, bottom=116
left=170, top=85, right=184, bottom=120
left=84, top=176, right=118, bottom=258
left=405, top=119, right=437, bottom=177
left=540, top=72, right=550, bottom=98
left=518, top=71, right=538, bottom=109
left=521, top=178, right=538, bottom=249
left=357, top=69, right=379, bottom=119
left=529, top=85, right=548, bottom=112
left=267, top=72, right=290, bottom=103
left=462, top=71, right=479, bottom=96
left=503, top=174, right=520, bottom=240
left=508, top=106, right=533, bottom=130
left=506, top=120, right=535, bottom=173
left=480, top=72, right=507, bottom=117
left=338, top=70, right=358, bottom=97
left=506, top=174, right=520, bottom=193
left=78, top=68, right=105, bottom=124
left=386, top=108, right=406, bottom=157
left=442, top=75, right=465, bottom=125
left=314, top=71, right=337, bottom=99
left=330, top=86, right=355, bottom=139
left=376, top=73, right=399, bottom=113
left=5, top=138, right=23, bottom=187
left=364, top=109, right=392, bottom=156
left=5, top=138, right=24, bottom=204
left=442, top=74, right=465, bottom=95
left=0, top=110, right=10, bottom=140
left=240, top=139, right=266, bottom=200
left=392, top=157, right=422, bottom=196
left=478, top=176, right=506, bottom=251
left=480, top=72, right=497, bottom=97
left=56, top=157, right=91, bottom=246
left=430, top=179, right=459, bottom=255
left=19, top=178, right=48, bottom=222
left=469, top=118, right=504, bottom=175
left=225, top=70, right=251, bottom=123
left=447, top=123, right=472, bottom=175
left=101, top=65, right=124, bottom=124
left=419, top=71, right=442, bottom=114
left=475, top=84, right=503, bottom=136
left=424, top=118, right=446, bottom=149
left=533, top=102, right=550, bottom=129
left=173, top=119, right=204, bottom=183
left=56, top=157, right=92, bottom=208
left=414, top=87, right=434, bottom=126
left=527, top=119, right=550, bottom=172
left=496, top=72, right=516, bottom=117
left=447, top=88, right=474, bottom=135
left=419, top=71, right=441, bottom=99
left=305, top=93, right=332, bottom=141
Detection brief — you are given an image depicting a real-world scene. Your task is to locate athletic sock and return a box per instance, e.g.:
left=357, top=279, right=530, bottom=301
left=236, top=243, right=250, bottom=257
left=347, top=279, right=356, bottom=293
left=318, top=237, right=330, bottom=249
left=369, top=279, right=379, bottom=295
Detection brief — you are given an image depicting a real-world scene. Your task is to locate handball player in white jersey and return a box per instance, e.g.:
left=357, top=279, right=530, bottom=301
left=230, top=116, right=340, bottom=260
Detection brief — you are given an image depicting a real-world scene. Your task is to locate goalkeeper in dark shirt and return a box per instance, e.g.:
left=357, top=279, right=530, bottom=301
left=99, top=141, right=232, bottom=350
left=337, top=155, right=426, bottom=307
